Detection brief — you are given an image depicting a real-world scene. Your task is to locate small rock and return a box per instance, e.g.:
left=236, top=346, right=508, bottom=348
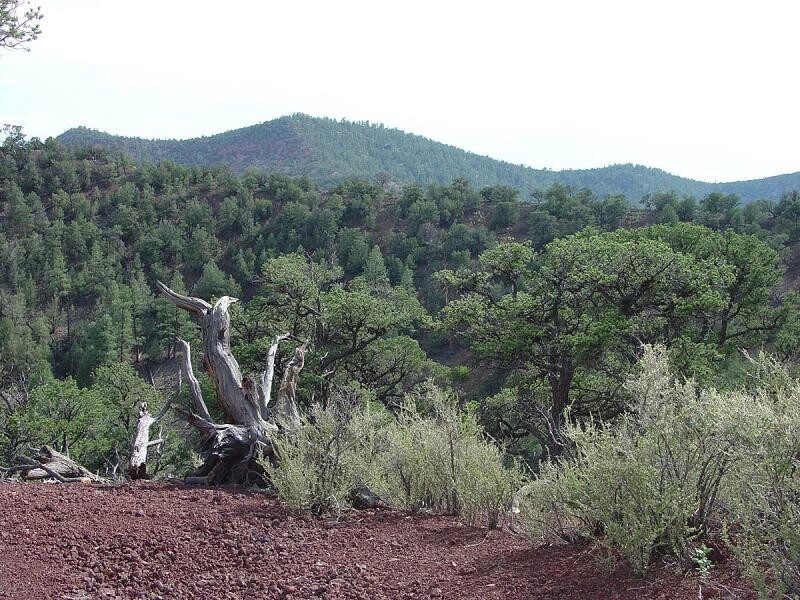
left=279, top=583, right=296, bottom=595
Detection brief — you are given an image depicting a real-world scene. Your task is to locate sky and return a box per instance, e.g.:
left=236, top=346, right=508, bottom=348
left=1, top=0, right=798, bottom=183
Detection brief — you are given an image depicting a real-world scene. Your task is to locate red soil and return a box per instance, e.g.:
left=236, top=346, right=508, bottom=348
left=0, top=482, right=753, bottom=599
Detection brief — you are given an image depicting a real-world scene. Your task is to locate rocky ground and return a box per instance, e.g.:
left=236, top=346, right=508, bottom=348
left=0, top=482, right=754, bottom=599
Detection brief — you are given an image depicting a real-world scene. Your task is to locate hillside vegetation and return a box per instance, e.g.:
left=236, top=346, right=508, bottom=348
left=2, top=134, right=800, bottom=595
left=57, top=114, right=800, bottom=202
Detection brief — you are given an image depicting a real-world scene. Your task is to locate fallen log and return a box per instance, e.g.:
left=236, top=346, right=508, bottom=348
left=14, top=446, right=105, bottom=483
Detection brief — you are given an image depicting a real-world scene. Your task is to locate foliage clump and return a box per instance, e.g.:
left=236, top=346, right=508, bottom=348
left=263, top=383, right=523, bottom=527
left=516, top=345, right=800, bottom=595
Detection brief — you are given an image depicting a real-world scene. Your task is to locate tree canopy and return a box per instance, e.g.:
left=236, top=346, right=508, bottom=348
left=0, top=0, right=42, bottom=52
left=437, top=224, right=788, bottom=458
left=0, top=133, right=798, bottom=474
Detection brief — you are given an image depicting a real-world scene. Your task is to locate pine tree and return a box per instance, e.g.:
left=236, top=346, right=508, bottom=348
left=154, top=272, right=196, bottom=358
left=399, top=259, right=415, bottom=291
left=6, top=183, right=33, bottom=236
left=363, top=245, right=389, bottom=288
left=194, top=261, right=241, bottom=299
left=104, top=282, right=135, bottom=365
left=128, top=257, right=154, bottom=363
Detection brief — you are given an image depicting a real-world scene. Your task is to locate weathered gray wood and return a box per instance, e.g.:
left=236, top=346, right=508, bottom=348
left=177, top=339, right=211, bottom=422
left=16, top=457, right=81, bottom=483
left=155, top=281, right=211, bottom=315
left=156, top=282, right=308, bottom=485
left=203, top=295, right=264, bottom=426
left=128, top=403, right=156, bottom=479
left=126, top=369, right=179, bottom=480
left=17, top=446, right=104, bottom=483
left=274, top=341, right=307, bottom=429
left=258, top=332, right=290, bottom=418
left=156, top=283, right=257, bottom=426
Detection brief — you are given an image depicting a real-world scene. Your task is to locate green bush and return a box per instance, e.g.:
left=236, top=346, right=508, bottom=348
left=455, top=433, right=521, bottom=528
left=449, top=365, right=470, bottom=384
left=262, top=387, right=374, bottom=512
left=263, top=383, right=523, bottom=526
left=376, top=386, right=523, bottom=527
left=723, top=355, right=800, bottom=599
left=516, top=346, right=765, bottom=574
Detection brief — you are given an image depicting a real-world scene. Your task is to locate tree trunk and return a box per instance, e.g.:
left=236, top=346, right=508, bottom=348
left=127, top=369, right=180, bottom=480
left=128, top=402, right=169, bottom=480
left=544, top=364, right=574, bottom=458
left=128, top=405, right=155, bottom=479
left=156, top=282, right=306, bottom=485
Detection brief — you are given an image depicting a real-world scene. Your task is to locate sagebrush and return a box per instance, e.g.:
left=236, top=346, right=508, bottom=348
left=517, top=345, right=800, bottom=592
left=263, top=383, right=523, bottom=526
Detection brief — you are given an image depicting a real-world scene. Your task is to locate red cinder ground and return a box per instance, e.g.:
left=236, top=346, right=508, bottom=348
left=0, top=482, right=754, bottom=599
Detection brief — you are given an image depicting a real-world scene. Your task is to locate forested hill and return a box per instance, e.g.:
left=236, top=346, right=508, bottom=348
left=3, top=131, right=800, bottom=499
left=56, top=114, right=800, bottom=202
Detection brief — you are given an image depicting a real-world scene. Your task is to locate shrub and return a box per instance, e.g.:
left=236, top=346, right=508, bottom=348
left=262, top=387, right=373, bottom=512
left=723, top=355, right=800, bottom=599
left=455, top=433, right=522, bottom=527
left=517, top=346, right=763, bottom=574
left=377, top=389, right=467, bottom=514
left=263, top=383, right=523, bottom=526
left=374, top=385, right=522, bottom=527
left=449, top=365, right=470, bottom=384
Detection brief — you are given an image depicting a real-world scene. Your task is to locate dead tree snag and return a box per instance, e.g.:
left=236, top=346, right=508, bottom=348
left=156, top=282, right=306, bottom=484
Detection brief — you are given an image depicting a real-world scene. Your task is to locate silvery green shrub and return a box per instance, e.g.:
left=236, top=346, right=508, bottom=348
left=517, top=345, right=788, bottom=577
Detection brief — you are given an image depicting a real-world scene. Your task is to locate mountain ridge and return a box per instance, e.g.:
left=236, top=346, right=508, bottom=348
left=56, top=114, right=800, bottom=202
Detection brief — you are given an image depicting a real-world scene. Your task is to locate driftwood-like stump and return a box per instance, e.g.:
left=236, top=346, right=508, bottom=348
left=127, top=371, right=180, bottom=480
left=128, top=402, right=170, bottom=480
left=156, top=282, right=307, bottom=485
left=12, top=446, right=105, bottom=483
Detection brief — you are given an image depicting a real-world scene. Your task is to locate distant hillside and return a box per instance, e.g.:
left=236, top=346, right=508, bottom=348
left=57, top=114, right=800, bottom=202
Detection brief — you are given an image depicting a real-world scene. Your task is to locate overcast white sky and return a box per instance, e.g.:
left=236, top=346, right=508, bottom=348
left=1, top=0, right=798, bottom=182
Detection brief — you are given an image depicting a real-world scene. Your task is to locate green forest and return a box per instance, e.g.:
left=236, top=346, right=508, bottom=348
left=57, top=114, right=800, bottom=202
left=2, top=130, right=800, bottom=596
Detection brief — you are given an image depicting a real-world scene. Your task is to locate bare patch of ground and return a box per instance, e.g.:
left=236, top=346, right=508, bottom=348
left=0, top=482, right=753, bottom=599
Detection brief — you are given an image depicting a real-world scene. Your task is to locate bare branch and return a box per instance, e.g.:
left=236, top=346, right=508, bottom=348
left=211, top=295, right=239, bottom=319
left=156, top=280, right=211, bottom=315
left=15, top=446, right=104, bottom=483
left=173, top=405, right=217, bottom=436
left=259, top=332, right=290, bottom=416
left=155, top=282, right=262, bottom=427
left=273, top=340, right=309, bottom=428
left=177, top=338, right=211, bottom=423
left=15, top=456, right=82, bottom=483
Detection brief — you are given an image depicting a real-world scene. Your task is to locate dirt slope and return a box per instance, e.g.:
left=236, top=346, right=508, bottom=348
left=0, top=482, right=752, bottom=599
